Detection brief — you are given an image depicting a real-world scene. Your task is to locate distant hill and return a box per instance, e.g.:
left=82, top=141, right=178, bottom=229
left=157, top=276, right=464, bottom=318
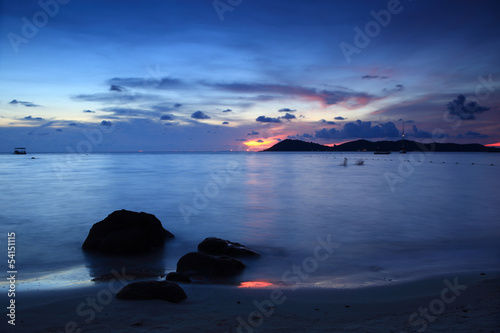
left=262, top=139, right=500, bottom=152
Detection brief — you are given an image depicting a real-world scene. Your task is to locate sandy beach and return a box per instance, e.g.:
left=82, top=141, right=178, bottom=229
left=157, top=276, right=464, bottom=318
left=3, top=272, right=499, bottom=333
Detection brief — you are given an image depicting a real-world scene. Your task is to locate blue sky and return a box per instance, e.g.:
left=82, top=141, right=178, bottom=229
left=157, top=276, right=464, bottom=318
left=1, top=0, right=499, bottom=152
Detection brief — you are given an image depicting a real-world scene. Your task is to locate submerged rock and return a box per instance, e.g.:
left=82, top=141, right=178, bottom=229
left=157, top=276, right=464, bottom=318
left=177, top=252, right=245, bottom=277
left=82, top=209, right=174, bottom=255
left=198, top=237, right=260, bottom=257
left=116, top=281, right=187, bottom=303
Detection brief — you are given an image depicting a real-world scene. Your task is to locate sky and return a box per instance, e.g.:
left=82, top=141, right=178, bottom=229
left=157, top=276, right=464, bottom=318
left=1, top=0, right=499, bottom=152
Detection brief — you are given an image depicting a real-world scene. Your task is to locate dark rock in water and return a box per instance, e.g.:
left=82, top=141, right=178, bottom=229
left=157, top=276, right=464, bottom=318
left=116, top=281, right=186, bottom=303
left=198, top=237, right=260, bottom=257
left=177, top=252, right=245, bottom=277
left=166, top=272, right=191, bottom=283
left=82, top=209, right=174, bottom=255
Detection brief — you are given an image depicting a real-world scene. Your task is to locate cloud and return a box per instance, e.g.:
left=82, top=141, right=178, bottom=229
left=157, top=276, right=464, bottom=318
left=107, top=77, right=183, bottom=90
left=256, top=115, right=281, bottom=123
left=247, top=131, right=260, bottom=135
left=22, top=115, right=45, bottom=121
left=279, top=108, right=296, bottom=112
left=235, top=138, right=246, bottom=141
left=160, top=114, right=175, bottom=121
left=257, top=139, right=264, bottom=143
left=458, top=131, right=489, bottom=139
left=280, top=113, right=296, bottom=121
left=101, top=107, right=157, bottom=118
left=222, top=121, right=229, bottom=125
left=100, top=120, right=112, bottom=127
left=334, top=116, right=346, bottom=120
left=222, top=109, right=232, bottom=112
left=68, top=122, right=78, bottom=126
left=74, top=92, right=158, bottom=104
left=83, top=110, right=95, bottom=113
left=208, top=82, right=378, bottom=107
left=320, top=119, right=336, bottom=125
left=110, top=84, right=125, bottom=92
left=446, top=95, right=490, bottom=120
left=383, top=84, right=404, bottom=94
left=174, top=103, right=183, bottom=108
left=315, top=120, right=399, bottom=139
left=191, top=111, right=210, bottom=119
left=9, top=99, right=40, bottom=107
left=361, top=75, right=389, bottom=79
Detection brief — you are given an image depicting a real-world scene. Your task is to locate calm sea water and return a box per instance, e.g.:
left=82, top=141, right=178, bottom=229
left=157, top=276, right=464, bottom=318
left=0, top=151, right=499, bottom=290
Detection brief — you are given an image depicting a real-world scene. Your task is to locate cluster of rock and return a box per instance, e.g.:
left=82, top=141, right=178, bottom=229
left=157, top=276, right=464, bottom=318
left=82, top=210, right=259, bottom=303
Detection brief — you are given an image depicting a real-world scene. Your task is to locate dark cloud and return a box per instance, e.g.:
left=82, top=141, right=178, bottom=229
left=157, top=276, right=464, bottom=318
left=320, top=119, right=336, bottom=125
left=279, top=108, right=296, bottom=112
left=110, top=84, right=125, bottom=92
left=73, top=93, right=157, bottom=104
left=247, top=131, right=260, bottom=135
left=407, top=125, right=449, bottom=139
left=208, top=82, right=377, bottom=107
left=83, top=109, right=95, bottom=113
left=191, top=111, right=210, bottom=120
left=9, top=99, right=40, bottom=107
left=222, top=109, right=232, bottom=112
left=235, top=138, right=246, bottom=141
left=315, top=120, right=399, bottom=139
left=257, top=139, right=264, bottom=143
left=22, top=115, right=45, bottom=121
left=288, top=133, right=313, bottom=140
left=107, top=77, right=183, bottom=90
left=280, top=113, right=296, bottom=121
left=222, top=121, right=229, bottom=125
left=383, top=84, right=404, bottom=94
left=56, top=129, right=63, bottom=132
left=174, top=103, right=183, bottom=108
left=361, top=75, right=389, bottom=79
left=100, top=120, right=112, bottom=127
left=101, top=107, right=156, bottom=117
left=256, top=115, right=281, bottom=123
left=334, top=116, right=346, bottom=120
left=160, top=114, right=175, bottom=121
left=458, top=131, right=489, bottom=139
left=446, top=95, right=490, bottom=120
left=68, top=122, right=78, bottom=126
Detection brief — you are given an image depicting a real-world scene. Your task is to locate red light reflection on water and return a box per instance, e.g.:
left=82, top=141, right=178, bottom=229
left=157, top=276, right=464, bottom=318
left=238, top=281, right=274, bottom=288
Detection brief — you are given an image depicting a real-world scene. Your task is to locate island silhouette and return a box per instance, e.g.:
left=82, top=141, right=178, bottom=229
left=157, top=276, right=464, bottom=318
left=262, top=139, right=500, bottom=152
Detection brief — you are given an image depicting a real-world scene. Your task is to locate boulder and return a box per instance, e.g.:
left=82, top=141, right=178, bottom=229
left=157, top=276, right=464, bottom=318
left=177, top=252, right=245, bottom=277
left=82, top=210, right=174, bottom=254
left=198, top=237, right=260, bottom=257
left=166, top=272, right=191, bottom=283
left=116, top=281, right=186, bottom=303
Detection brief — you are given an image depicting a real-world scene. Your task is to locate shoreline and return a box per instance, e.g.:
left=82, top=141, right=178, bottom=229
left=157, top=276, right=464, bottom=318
left=3, top=271, right=499, bottom=332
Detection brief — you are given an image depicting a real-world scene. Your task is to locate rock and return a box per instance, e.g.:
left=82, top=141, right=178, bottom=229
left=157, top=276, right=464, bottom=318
left=166, top=272, right=191, bottom=283
left=177, top=252, right=245, bottom=277
left=198, top=237, right=260, bottom=257
left=116, top=281, right=187, bottom=303
left=82, top=209, right=174, bottom=254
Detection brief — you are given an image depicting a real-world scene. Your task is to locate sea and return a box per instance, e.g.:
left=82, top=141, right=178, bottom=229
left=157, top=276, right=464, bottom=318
left=0, top=151, right=499, bottom=290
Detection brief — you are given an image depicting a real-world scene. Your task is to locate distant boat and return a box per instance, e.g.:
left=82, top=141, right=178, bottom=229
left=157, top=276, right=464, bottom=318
left=400, top=121, right=407, bottom=154
left=13, top=147, right=27, bottom=155
left=374, top=150, right=391, bottom=154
